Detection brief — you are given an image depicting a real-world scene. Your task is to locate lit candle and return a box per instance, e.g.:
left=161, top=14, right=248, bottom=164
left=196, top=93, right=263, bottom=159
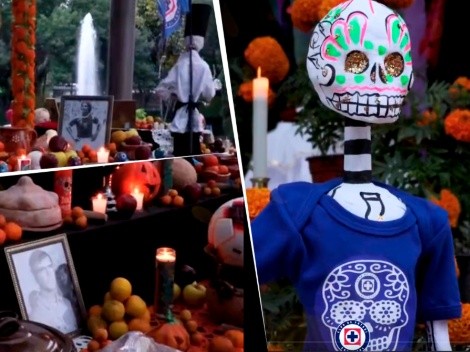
left=17, top=155, right=31, bottom=171
left=252, top=67, right=269, bottom=179
left=97, top=147, right=110, bottom=163
left=92, top=193, right=107, bottom=214
left=154, top=247, right=176, bottom=317
left=131, top=188, right=144, bottom=211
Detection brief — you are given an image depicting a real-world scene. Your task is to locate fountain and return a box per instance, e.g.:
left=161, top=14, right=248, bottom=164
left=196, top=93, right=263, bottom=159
left=76, top=13, right=99, bottom=95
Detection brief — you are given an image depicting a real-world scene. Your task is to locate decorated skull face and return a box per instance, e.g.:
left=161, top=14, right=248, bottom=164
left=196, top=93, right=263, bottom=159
left=321, top=260, right=409, bottom=351
left=307, top=0, right=413, bottom=123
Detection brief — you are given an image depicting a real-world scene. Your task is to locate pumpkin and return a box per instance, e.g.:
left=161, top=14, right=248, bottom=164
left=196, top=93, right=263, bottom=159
left=111, top=162, right=161, bottom=203
left=171, top=158, right=197, bottom=190
left=152, top=321, right=190, bottom=351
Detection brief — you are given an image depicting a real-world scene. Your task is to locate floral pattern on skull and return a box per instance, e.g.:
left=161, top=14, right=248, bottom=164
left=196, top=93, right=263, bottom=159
left=307, top=0, right=414, bottom=123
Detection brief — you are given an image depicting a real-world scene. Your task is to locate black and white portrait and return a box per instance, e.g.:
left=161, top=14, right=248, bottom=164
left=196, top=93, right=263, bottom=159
left=5, top=234, right=86, bottom=337
left=58, top=95, right=113, bottom=151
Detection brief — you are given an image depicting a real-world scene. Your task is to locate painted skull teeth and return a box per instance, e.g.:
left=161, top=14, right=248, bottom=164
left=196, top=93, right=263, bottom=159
left=327, top=92, right=404, bottom=118
left=365, top=335, right=391, bottom=351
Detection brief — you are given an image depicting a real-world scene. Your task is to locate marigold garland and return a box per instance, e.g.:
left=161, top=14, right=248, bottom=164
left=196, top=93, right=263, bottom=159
left=448, top=303, right=470, bottom=345
left=11, top=0, right=36, bottom=129
left=246, top=187, right=271, bottom=220
left=417, top=109, right=437, bottom=126
left=244, top=37, right=290, bottom=85
left=237, top=81, right=277, bottom=106
left=453, top=77, right=470, bottom=91
left=318, top=0, right=345, bottom=20
left=430, top=189, right=461, bottom=228
left=444, top=109, right=470, bottom=142
left=289, top=0, right=322, bottom=33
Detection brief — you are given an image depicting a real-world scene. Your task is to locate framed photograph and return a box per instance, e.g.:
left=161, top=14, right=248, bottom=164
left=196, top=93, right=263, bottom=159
left=58, top=95, right=114, bottom=152
left=4, top=234, right=86, bottom=337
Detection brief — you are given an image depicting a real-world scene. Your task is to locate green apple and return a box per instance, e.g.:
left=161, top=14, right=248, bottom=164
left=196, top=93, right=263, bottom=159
left=65, top=150, right=78, bottom=160
left=182, top=281, right=207, bottom=307
left=53, top=151, right=67, bottom=167
left=173, top=282, right=181, bottom=301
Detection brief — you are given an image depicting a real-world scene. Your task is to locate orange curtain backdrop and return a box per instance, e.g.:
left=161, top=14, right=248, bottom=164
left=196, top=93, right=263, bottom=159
left=11, top=0, right=36, bottom=129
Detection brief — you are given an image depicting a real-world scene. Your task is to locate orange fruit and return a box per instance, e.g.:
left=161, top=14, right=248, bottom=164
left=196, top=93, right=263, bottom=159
left=218, top=165, right=229, bottom=174
left=0, top=229, right=6, bottom=245
left=4, top=222, right=22, bottom=242
left=224, top=330, right=244, bottom=348
left=0, top=141, right=5, bottom=152
left=88, top=305, right=102, bottom=317
left=140, top=308, right=151, bottom=322
left=88, top=150, right=98, bottom=163
left=203, top=155, right=218, bottom=167
left=101, top=300, right=126, bottom=322
left=109, top=277, right=132, bottom=301
left=0, top=214, right=7, bottom=227
left=108, top=321, right=128, bottom=340
left=87, top=339, right=100, bottom=352
left=72, top=206, right=85, bottom=219
left=82, top=144, right=92, bottom=155
left=63, top=215, right=74, bottom=225
left=75, top=215, right=88, bottom=229
left=124, top=295, right=147, bottom=317
left=180, top=309, right=192, bottom=321
left=185, top=319, right=198, bottom=333
left=172, top=195, right=184, bottom=207
left=211, top=187, right=221, bottom=196
left=203, top=187, right=212, bottom=196
left=107, top=142, right=117, bottom=154
left=87, top=315, right=107, bottom=336
left=208, top=336, right=235, bottom=352
left=77, top=151, right=85, bottom=159
left=168, top=189, right=178, bottom=197
left=93, top=327, right=108, bottom=342
left=127, top=318, right=152, bottom=333
left=160, top=195, right=172, bottom=206
left=191, top=332, right=208, bottom=348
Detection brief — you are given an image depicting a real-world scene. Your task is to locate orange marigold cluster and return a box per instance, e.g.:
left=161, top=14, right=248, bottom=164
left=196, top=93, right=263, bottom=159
left=246, top=187, right=271, bottom=220
left=430, top=189, right=461, bottom=228
left=453, top=76, right=470, bottom=91
left=244, top=37, right=290, bottom=84
left=11, top=0, right=36, bottom=129
left=444, top=109, right=470, bottom=142
left=237, top=81, right=277, bottom=106
left=289, top=0, right=322, bottom=33
left=417, top=109, right=437, bottom=126
left=448, top=303, right=470, bottom=345
left=318, top=0, right=345, bottom=20
left=375, top=0, right=415, bottom=9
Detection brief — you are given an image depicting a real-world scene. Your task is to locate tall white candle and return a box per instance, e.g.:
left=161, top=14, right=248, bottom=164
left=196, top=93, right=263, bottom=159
left=92, top=193, right=107, bottom=214
left=97, top=147, right=110, bottom=163
left=132, top=188, right=144, bottom=211
left=252, top=67, right=269, bottom=179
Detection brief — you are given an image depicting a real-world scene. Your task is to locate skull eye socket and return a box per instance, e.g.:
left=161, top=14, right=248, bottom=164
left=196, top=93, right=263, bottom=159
left=345, top=51, right=369, bottom=74
left=384, top=52, right=404, bottom=77
left=370, top=300, right=401, bottom=325
left=330, top=301, right=366, bottom=325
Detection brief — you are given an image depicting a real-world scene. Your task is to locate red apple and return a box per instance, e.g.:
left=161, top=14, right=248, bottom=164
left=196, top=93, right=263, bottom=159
left=116, top=194, right=137, bottom=219
left=182, top=183, right=202, bottom=203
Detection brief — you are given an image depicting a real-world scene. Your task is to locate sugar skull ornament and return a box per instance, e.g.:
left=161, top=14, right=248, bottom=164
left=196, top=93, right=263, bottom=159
left=307, top=0, right=414, bottom=123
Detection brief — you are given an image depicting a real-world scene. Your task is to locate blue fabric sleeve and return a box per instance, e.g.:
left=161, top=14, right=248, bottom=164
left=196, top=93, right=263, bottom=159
left=416, top=205, right=462, bottom=322
left=251, top=183, right=312, bottom=285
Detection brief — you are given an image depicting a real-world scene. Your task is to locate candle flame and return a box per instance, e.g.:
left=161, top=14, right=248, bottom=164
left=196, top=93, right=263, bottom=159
left=96, top=193, right=103, bottom=199
left=133, top=187, right=140, bottom=194
left=257, top=66, right=261, bottom=78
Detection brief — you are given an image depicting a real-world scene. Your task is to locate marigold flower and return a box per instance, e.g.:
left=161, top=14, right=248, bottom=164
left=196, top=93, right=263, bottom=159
left=246, top=188, right=271, bottom=220
left=453, top=76, right=470, bottom=91
left=444, top=109, right=470, bottom=142
left=244, top=37, right=290, bottom=84
left=375, top=0, right=415, bottom=9
left=430, top=189, right=461, bottom=228
left=237, top=81, right=276, bottom=106
left=448, top=303, right=470, bottom=345
left=289, top=0, right=322, bottom=33
left=417, top=109, right=437, bottom=126
left=318, top=0, right=345, bottom=20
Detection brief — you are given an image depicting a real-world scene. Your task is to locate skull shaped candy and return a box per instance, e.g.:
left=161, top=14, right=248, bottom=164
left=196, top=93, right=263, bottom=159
left=321, top=260, right=410, bottom=351
left=307, top=0, right=413, bottom=123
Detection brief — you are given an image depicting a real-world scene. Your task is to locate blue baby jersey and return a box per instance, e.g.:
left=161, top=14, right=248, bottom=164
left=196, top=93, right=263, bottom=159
left=252, top=179, right=461, bottom=351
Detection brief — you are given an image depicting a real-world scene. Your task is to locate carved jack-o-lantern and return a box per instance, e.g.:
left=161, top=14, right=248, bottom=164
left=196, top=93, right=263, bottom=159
left=111, top=162, right=161, bottom=203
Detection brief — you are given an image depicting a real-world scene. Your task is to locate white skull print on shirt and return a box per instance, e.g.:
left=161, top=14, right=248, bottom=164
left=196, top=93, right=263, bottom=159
left=321, top=260, right=409, bottom=351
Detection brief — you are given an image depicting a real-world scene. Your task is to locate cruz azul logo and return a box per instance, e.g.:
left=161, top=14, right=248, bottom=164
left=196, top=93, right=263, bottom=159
left=335, top=320, right=370, bottom=351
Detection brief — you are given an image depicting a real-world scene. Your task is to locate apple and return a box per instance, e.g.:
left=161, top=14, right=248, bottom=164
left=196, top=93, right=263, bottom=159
left=49, top=135, right=69, bottom=152
left=182, top=183, right=202, bottom=203
left=116, top=194, right=137, bottom=219
left=173, top=283, right=181, bottom=301
left=124, top=135, right=142, bottom=146
left=134, top=145, right=151, bottom=160
left=182, top=281, right=207, bottom=307
left=40, top=153, right=59, bottom=169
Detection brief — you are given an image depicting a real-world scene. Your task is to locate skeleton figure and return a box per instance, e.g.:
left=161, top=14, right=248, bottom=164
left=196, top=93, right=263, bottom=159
left=250, top=1, right=461, bottom=351
left=306, top=0, right=454, bottom=349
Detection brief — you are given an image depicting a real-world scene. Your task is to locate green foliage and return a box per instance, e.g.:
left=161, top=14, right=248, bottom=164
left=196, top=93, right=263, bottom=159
left=372, top=80, right=470, bottom=254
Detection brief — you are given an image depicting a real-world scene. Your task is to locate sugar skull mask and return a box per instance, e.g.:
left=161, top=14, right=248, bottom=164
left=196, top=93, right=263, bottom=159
left=306, top=0, right=413, bottom=123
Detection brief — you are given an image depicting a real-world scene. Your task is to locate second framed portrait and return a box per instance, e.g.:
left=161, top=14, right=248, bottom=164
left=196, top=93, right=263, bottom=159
left=58, top=95, right=114, bottom=152
left=4, top=234, right=86, bottom=337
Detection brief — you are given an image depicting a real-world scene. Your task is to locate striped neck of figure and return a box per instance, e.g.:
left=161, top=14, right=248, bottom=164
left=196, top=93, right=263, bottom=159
left=343, top=119, right=372, bottom=184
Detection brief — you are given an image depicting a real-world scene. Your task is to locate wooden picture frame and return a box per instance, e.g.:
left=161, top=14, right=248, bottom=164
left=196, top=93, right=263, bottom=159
left=58, top=95, right=114, bottom=152
left=4, top=234, right=86, bottom=337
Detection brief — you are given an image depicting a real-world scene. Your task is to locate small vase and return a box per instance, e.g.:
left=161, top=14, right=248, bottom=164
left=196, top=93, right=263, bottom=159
left=306, top=154, right=344, bottom=183
left=0, top=126, right=37, bottom=154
